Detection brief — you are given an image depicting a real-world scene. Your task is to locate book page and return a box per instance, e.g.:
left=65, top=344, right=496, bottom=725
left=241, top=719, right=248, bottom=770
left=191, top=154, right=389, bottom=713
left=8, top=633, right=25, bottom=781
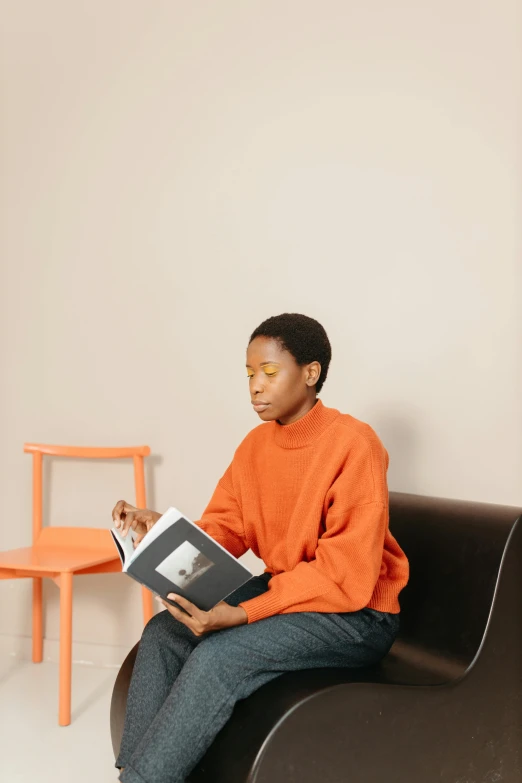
left=111, top=525, right=137, bottom=570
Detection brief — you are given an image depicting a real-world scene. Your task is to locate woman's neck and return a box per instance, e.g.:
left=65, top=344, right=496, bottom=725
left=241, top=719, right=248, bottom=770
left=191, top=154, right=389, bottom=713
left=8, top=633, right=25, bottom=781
left=276, top=396, right=318, bottom=426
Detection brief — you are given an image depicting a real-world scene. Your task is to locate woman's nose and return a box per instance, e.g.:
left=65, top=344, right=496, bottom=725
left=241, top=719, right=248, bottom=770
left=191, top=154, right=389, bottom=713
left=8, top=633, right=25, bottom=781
left=250, top=375, right=264, bottom=395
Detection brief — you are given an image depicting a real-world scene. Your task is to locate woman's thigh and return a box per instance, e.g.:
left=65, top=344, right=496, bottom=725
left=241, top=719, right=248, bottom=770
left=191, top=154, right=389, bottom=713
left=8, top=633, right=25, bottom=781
left=193, top=608, right=399, bottom=678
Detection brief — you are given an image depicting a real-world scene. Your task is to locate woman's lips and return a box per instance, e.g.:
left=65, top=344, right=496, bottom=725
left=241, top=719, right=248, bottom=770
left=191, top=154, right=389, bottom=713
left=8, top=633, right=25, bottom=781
left=252, top=402, right=270, bottom=412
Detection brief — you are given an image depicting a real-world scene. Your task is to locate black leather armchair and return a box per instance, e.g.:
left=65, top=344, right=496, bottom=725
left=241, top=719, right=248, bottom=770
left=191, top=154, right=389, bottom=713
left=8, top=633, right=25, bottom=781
left=111, top=492, right=522, bottom=782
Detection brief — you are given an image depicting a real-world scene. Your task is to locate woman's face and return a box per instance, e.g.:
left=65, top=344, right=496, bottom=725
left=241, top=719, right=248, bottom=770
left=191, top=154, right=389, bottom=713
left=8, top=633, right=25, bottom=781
left=246, top=336, right=321, bottom=424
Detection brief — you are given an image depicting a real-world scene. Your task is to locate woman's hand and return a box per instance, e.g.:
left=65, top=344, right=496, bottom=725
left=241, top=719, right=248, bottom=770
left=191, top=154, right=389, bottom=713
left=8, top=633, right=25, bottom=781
left=158, top=594, right=248, bottom=636
left=112, top=500, right=161, bottom=547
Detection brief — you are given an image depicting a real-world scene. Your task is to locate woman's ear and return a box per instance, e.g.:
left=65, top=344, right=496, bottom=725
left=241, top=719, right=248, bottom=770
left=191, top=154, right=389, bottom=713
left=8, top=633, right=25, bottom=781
left=306, top=361, right=321, bottom=387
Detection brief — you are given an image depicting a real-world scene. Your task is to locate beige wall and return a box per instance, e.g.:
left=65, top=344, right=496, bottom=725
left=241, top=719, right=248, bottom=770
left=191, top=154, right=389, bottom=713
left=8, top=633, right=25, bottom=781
left=1, top=1, right=521, bottom=659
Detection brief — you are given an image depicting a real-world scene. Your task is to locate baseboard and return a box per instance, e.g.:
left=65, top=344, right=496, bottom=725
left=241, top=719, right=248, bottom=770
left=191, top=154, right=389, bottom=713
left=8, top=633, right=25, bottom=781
left=0, top=633, right=130, bottom=668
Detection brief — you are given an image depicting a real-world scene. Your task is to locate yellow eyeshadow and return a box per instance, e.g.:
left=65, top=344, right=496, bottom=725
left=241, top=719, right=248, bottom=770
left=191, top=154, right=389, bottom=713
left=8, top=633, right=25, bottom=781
left=246, top=366, right=279, bottom=378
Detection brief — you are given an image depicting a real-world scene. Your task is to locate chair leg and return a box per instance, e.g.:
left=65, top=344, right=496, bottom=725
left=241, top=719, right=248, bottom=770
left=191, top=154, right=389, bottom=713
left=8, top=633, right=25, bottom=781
left=32, top=577, right=43, bottom=663
left=141, top=585, right=154, bottom=625
left=59, top=572, right=73, bottom=727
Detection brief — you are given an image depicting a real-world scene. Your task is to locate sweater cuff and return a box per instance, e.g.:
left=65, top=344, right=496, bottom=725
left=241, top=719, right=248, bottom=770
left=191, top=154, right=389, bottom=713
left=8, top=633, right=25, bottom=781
left=238, top=591, right=286, bottom=623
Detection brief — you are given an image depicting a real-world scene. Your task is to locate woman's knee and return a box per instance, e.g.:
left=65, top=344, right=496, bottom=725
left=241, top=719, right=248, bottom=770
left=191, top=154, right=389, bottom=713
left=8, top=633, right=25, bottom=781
left=186, top=632, right=246, bottom=681
left=183, top=632, right=275, bottom=703
left=187, top=634, right=226, bottom=671
left=140, top=608, right=177, bottom=647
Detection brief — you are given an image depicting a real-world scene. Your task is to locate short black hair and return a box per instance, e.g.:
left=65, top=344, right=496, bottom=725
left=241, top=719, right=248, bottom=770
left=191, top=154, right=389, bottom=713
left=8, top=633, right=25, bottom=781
left=249, top=313, right=332, bottom=394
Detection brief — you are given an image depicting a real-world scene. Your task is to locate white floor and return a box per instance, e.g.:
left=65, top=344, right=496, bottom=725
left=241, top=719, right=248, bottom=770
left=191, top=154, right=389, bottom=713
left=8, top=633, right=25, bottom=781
left=0, top=654, right=119, bottom=783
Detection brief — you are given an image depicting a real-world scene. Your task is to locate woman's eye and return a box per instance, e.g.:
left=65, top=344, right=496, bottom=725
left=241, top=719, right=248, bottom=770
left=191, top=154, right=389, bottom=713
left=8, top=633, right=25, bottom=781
left=247, top=369, right=278, bottom=379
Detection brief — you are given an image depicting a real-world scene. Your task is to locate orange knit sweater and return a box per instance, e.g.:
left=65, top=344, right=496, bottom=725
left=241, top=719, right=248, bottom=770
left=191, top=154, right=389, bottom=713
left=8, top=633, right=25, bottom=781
left=196, top=399, right=409, bottom=624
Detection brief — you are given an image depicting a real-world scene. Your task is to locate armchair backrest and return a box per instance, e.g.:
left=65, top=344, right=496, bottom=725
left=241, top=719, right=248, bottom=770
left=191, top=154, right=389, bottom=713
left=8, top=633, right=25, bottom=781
left=389, top=491, right=521, bottom=667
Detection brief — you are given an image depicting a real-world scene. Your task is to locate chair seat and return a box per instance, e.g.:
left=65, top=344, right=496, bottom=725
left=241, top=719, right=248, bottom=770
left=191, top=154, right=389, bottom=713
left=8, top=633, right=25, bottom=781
left=0, top=545, right=120, bottom=574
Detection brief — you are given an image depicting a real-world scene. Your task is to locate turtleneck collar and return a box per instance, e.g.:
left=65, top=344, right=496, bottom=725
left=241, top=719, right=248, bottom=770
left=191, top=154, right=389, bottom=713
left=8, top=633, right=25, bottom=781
left=273, top=398, right=340, bottom=449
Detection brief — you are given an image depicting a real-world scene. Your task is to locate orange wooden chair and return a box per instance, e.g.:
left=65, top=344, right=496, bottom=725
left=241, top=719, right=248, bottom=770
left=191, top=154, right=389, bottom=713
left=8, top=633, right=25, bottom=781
left=0, top=443, right=155, bottom=726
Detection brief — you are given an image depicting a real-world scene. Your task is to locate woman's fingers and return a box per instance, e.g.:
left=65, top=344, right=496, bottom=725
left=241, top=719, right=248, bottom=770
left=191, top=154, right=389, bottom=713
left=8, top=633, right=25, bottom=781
left=112, top=500, right=137, bottom=528
left=160, top=599, right=190, bottom=624
left=122, top=510, right=153, bottom=538
left=120, top=511, right=136, bottom=537
left=156, top=594, right=215, bottom=637
left=112, top=500, right=126, bottom=527
left=167, top=594, right=202, bottom=620
left=133, top=532, right=145, bottom=548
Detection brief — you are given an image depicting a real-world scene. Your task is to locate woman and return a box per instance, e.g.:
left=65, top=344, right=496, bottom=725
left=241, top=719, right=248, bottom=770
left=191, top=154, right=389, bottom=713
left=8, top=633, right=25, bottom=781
left=113, top=312, right=409, bottom=783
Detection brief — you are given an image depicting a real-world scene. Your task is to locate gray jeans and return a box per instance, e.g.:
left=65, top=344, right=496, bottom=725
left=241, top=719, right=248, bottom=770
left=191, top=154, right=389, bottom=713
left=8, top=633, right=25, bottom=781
left=117, top=574, right=399, bottom=783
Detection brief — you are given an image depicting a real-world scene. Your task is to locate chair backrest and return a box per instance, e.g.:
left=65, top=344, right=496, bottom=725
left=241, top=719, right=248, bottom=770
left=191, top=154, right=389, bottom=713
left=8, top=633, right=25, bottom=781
left=24, top=443, right=151, bottom=547
left=389, top=491, right=521, bottom=668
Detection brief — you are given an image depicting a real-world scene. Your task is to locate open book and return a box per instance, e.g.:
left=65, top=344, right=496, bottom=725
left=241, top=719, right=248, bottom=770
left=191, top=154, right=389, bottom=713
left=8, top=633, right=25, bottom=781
left=111, top=507, right=252, bottom=611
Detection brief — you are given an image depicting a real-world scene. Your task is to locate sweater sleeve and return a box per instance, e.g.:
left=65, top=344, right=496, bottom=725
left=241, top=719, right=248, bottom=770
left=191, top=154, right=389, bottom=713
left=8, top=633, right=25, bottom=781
left=194, top=464, right=248, bottom=559
left=238, top=502, right=387, bottom=622
left=238, top=436, right=389, bottom=623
